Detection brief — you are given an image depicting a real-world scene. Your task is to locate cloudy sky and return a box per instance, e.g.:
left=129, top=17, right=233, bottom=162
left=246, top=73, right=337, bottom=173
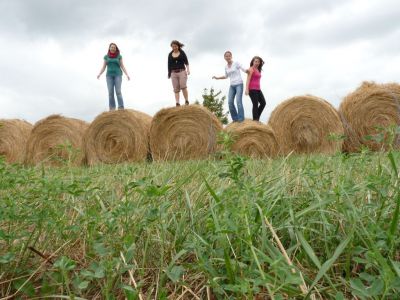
left=0, top=0, right=399, bottom=124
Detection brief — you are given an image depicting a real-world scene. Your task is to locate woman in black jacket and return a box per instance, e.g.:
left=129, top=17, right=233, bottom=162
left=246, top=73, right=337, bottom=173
left=168, top=40, right=190, bottom=106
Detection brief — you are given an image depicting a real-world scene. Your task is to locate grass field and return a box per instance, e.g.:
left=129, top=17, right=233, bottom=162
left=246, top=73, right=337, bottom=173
left=1, top=148, right=400, bottom=299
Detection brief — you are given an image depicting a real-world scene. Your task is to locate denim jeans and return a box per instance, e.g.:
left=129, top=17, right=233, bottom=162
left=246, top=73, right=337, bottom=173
left=106, top=75, right=124, bottom=110
left=228, top=83, right=244, bottom=121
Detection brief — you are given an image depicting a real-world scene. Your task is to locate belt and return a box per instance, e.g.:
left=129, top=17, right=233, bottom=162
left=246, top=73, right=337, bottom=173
left=171, top=69, right=185, bottom=73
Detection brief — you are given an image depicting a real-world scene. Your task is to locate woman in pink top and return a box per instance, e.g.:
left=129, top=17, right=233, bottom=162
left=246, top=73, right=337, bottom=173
left=245, top=56, right=266, bottom=121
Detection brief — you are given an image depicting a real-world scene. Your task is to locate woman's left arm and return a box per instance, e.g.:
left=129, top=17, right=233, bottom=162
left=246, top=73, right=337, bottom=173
left=182, top=51, right=190, bottom=75
left=186, top=64, right=190, bottom=75
left=120, top=58, right=131, bottom=80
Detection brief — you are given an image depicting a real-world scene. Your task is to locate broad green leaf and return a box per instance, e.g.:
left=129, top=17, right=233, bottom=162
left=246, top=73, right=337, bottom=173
left=296, top=231, right=321, bottom=268
left=388, top=151, right=398, bottom=177
left=122, top=285, right=138, bottom=300
left=368, top=278, right=384, bottom=296
left=78, top=280, right=90, bottom=290
left=307, top=233, right=353, bottom=297
left=350, top=278, right=370, bottom=298
left=0, top=252, right=15, bottom=264
left=166, top=265, right=184, bottom=283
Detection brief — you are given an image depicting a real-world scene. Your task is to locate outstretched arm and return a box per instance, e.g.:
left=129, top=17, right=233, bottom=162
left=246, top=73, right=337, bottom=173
left=97, top=61, right=107, bottom=79
left=212, top=75, right=227, bottom=80
left=245, top=68, right=254, bottom=95
left=119, top=58, right=130, bottom=80
left=239, top=63, right=249, bottom=74
left=213, top=68, right=228, bottom=80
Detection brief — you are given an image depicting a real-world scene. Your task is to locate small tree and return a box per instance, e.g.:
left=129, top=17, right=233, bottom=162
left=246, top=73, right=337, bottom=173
left=197, top=87, right=229, bottom=125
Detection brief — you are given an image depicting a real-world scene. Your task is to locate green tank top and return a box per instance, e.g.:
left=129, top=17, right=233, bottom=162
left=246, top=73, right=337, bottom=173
left=104, top=54, right=123, bottom=76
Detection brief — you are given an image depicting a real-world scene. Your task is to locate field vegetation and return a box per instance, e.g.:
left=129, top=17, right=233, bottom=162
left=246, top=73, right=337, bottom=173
left=1, top=142, right=400, bottom=299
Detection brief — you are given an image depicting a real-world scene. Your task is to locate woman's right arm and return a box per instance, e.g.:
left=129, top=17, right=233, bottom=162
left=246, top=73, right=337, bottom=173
left=212, top=68, right=228, bottom=80
left=212, top=75, right=227, bottom=80
left=97, top=61, right=107, bottom=79
left=167, top=53, right=172, bottom=79
left=245, top=67, right=254, bottom=95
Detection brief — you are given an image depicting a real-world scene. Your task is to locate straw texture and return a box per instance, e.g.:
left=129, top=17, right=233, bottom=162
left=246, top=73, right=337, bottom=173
left=82, top=109, right=152, bottom=165
left=339, top=82, right=400, bottom=152
left=0, top=119, right=32, bottom=163
left=225, top=120, right=279, bottom=158
left=269, top=95, right=344, bottom=154
left=150, top=105, right=223, bottom=161
left=25, top=115, right=88, bottom=165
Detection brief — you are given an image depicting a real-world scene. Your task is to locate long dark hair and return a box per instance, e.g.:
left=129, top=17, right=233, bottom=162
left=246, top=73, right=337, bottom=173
left=108, top=43, right=120, bottom=55
left=170, top=40, right=184, bottom=50
left=250, top=56, right=264, bottom=72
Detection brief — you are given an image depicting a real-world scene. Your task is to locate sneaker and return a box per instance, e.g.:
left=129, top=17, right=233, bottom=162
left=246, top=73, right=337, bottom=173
left=176, top=103, right=181, bottom=107
left=185, top=100, right=189, bottom=105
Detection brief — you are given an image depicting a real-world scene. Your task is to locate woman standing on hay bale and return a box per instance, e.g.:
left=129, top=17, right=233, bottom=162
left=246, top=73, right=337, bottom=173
left=212, top=51, right=247, bottom=122
left=97, top=43, right=130, bottom=111
left=245, top=56, right=266, bottom=121
left=168, top=40, right=190, bottom=106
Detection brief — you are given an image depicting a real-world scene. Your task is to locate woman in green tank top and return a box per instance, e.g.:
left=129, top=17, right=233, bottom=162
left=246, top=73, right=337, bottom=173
left=97, top=43, right=130, bottom=110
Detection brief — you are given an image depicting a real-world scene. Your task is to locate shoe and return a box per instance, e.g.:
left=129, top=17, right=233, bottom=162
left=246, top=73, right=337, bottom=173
left=176, top=103, right=180, bottom=107
left=185, top=100, right=189, bottom=105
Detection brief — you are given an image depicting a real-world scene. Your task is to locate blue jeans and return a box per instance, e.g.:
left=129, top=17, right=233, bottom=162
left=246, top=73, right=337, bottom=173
left=106, top=75, right=124, bottom=110
left=228, top=83, right=244, bottom=122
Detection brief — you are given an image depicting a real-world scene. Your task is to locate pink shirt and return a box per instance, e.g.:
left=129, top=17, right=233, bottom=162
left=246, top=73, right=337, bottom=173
left=249, top=68, right=261, bottom=90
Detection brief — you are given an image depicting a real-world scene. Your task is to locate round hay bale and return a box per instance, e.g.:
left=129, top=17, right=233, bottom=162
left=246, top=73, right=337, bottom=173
left=25, top=115, right=89, bottom=165
left=150, top=105, right=223, bottom=161
left=268, top=95, right=344, bottom=155
left=225, top=120, right=279, bottom=158
left=82, top=109, right=152, bottom=165
left=0, top=119, right=32, bottom=163
left=339, top=81, right=400, bottom=152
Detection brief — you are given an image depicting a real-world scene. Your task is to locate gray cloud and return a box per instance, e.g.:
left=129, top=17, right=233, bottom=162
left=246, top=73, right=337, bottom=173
left=0, top=0, right=399, bottom=124
left=262, top=0, right=400, bottom=56
left=264, top=0, right=347, bottom=26
left=2, top=0, right=249, bottom=56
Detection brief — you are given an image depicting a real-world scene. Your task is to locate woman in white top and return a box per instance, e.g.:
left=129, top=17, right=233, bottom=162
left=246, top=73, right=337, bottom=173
left=212, top=51, right=247, bottom=122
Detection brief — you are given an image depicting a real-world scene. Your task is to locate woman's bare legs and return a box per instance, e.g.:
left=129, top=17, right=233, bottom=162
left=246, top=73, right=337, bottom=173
left=182, top=88, right=189, bottom=104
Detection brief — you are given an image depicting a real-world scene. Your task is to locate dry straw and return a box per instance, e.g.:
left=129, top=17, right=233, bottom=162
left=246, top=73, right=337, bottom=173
left=0, top=119, right=32, bottom=163
left=339, top=81, right=400, bottom=152
left=225, top=120, right=279, bottom=158
left=25, top=115, right=89, bottom=165
left=150, top=105, right=223, bottom=161
left=268, top=95, right=344, bottom=155
left=82, top=109, right=152, bottom=165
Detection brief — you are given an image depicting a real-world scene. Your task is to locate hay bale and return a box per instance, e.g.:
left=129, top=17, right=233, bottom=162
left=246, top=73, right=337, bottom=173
left=225, top=120, right=279, bottom=158
left=150, top=105, right=223, bottom=161
left=0, top=119, right=32, bottom=163
left=82, top=109, right=152, bottom=165
left=25, top=115, right=89, bottom=165
left=268, top=95, right=343, bottom=155
left=339, top=82, right=400, bottom=152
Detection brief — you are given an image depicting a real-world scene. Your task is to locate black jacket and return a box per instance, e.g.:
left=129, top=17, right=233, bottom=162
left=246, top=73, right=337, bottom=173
left=168, top=50, right=189, bottom=78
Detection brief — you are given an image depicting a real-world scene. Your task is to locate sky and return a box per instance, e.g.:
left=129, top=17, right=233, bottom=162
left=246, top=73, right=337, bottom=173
left=0, top=0, right=399, bottom=124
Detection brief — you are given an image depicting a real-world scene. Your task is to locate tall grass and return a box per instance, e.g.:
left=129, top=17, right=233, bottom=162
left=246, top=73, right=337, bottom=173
left=0, top=149, right=399, bottom=299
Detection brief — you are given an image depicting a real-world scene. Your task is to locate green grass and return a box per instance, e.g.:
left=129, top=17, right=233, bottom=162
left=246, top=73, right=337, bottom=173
left=0, top=150, right=400, bottom=299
